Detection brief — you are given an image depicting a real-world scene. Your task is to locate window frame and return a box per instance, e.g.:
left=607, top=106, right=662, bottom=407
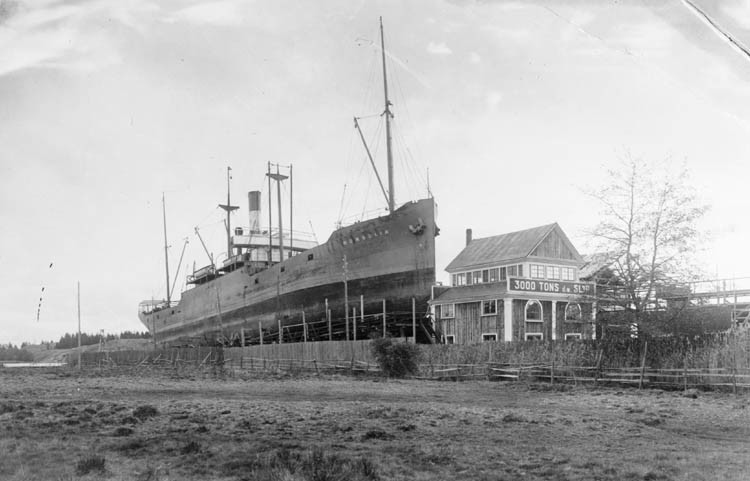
left=481, top=299, right=497, bottom=316
left=525, top=333, right=543, bottom=341
left=525, top=300, right=543, bottom=322
left=565, top=333, right=582, bottom=340
left=546, top=266, right=560, bottom=280
left=445, top=334, right=455, bottom=344
left=440, top=303, right=455, bottom=319
left=482, top=333, right=498, bottom=342
left=530, top=264, right=545, bottom=279
left=564, top=303, right=582, bottom=322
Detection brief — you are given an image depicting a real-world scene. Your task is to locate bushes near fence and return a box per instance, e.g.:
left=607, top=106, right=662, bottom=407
left=71, top=331, right=750, bottom=390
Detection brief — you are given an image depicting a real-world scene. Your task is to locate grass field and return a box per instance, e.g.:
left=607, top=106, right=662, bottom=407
left=0, top=368, right=748, bottom=480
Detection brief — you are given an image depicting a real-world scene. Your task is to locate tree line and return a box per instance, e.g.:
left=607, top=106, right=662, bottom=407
left=54, top=331, right=152, bottom=350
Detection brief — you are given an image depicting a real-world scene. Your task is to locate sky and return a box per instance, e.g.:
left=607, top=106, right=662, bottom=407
left=2, top=0, right=750, bottom=345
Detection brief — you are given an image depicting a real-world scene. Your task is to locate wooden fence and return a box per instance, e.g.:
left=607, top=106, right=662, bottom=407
left=72, top=334, right=750, bottom=390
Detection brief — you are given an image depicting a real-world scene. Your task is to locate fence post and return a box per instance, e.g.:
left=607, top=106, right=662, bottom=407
left=382, top=299, right=387, bottom=337
left=302, top=310, right=307, bottom=343
left=240, top=328, right=245, bottom=347
left=551, top=360, right=555, bottom=385
left=327, top=309, right=332, bottom=341
left=360, top=294, right=364, bottom=337
left=353, top=307, right=357, bottom=341
left=639, top=341, right=648, bottom=390
left=259, top=322, right=263, bottom=345
left=278, top=320, right=283, bottom=344
left=412, top=297, right=416, bottom=344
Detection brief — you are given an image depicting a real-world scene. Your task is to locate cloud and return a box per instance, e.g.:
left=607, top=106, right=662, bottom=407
left=469, top=51, right=481, bottom=63
left=0, top=0, right=159, bottom=77
left=164, top=1, right=243, bottom=27
left=427, top=41, right=452, bottom=55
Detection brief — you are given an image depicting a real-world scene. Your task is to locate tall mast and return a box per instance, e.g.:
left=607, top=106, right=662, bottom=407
left=380, top=16, right=395, bottom=214
left=276, top=164, right=284, bottom=261
left=266, top=163, right=289, bottom=262
left=162, top=193, right=171, bottom=305
left=218, top=166, right=239, bottom=259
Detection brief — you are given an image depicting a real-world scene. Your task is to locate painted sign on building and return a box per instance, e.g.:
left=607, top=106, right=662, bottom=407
left=508, top=277, right=595, bottom=295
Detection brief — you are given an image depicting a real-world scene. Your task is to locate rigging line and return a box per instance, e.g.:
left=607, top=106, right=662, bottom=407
left=343, top=118, right=384, bottom=220
left=540, top=3, right=750, bottom=133
left=680, top=0, right=750, bottom=63
left=394, top=125, right=427, bottom=189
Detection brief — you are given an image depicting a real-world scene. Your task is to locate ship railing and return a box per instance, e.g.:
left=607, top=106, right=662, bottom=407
left=334, top=207, right=390, bottom=229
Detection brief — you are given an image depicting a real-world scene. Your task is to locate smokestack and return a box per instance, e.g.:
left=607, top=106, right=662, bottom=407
left=466, top=228, right=472, bottom=246
left=248, top=191, right=261, bottom=233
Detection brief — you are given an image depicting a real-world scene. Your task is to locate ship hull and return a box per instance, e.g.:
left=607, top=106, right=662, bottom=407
left=139, top=198, right=437, bottom=345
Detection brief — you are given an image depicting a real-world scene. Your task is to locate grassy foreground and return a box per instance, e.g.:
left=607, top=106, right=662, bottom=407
left=1, top=368, right=748, bottom=480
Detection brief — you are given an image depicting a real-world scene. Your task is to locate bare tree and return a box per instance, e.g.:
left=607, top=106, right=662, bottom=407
left=586, top=154, right=709, bottom=334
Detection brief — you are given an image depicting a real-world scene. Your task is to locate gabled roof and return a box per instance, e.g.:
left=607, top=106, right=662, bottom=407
left=445, top=223, right=582, bottom=272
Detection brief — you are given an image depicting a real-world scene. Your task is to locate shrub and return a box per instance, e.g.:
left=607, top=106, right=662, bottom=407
left=75, top=455, right=106, bottom=475
left=371, top=337, right=421, bottom=378
left=132, top=405, right=158, bottom=421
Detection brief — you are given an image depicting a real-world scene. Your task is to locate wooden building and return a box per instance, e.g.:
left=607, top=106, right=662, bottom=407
left=430, top=223, right=596, bottom=344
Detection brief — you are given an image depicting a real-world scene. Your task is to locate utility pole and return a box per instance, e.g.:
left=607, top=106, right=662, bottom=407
left=77, top=281, right=81, bottom=371
left=162, top=193, right=171, bottom=305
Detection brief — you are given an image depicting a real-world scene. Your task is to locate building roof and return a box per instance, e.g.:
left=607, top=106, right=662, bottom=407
left=579, top=252, right=615, bottom=281
left=446, top=223, right=581, bottom=272
left=431, top=283, right=508, bottom=304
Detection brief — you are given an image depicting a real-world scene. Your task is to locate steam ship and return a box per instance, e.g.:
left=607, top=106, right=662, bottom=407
left=138, top=19, right=438, bottom=345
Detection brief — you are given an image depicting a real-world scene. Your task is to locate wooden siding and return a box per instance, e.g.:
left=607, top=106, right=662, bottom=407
left=531, top=228, right=576, bottom=260
left=438, top=301, right=504, bottom=344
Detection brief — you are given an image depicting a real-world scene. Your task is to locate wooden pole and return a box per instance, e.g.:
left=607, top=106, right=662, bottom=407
left=639, top=341, right=648, bottom=390
left=360, top=294, right=364, bottom=338
left=343, top=256, right=349, bottom=341
left=302, top=310, right=307, bottom=343
left=382, top=299, right=387, bottom=337
left=412, top=297, right=416, bottom=344
left=353, top=307, right=357, bottom=341
left=259, top=321, right=263, bottom=345
left=240, top=327, right=245, bottom=347
left=278, top=320, right=283, bottom=344
left=327, top=309, right=332, bottom=341
left=77, top=281, right=81, bottom=371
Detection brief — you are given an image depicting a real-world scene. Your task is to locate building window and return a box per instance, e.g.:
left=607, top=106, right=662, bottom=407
left=525, top=300, right=542, bottom=321
left=525, top=333, right=543, bottom=341
left=482, top=299, right=497, bottom=315
left=530, top=264, right=545, bottom=279
left=472, top=271, right=482, bottom=285
left=482, top=268, right=499, bottom=283
left=508, top=265, right=517, bottom=277
left=441, top=304, right=455, bottom=319
left=453, top=273, right=466, bottom=286
left=308, top=253, right=314, bottom=261
left=565, top=333, right=582, bottom=340
left=546, top=266, right=560, bottom=280
left=562, top=267, right=575, bottom=281
left=466, top=272, right=473, bottom=285
left=565, top=303, right=582, bottom=321
left=482, top=333, right=498, bottom=342
left=499, top=267, right=507, bottom=281
left=518, top=264, right=524, bottom=277
left=445, top=335, right=455, bottom=344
